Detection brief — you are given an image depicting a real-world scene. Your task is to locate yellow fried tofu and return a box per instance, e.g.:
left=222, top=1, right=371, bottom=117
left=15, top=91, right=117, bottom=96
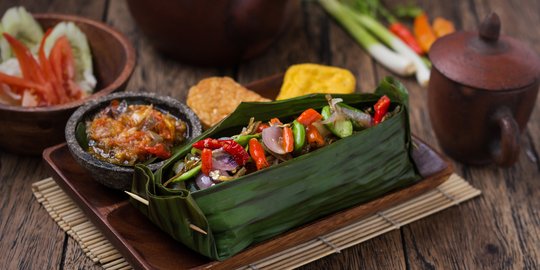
left=276, top=63, right=356, bottom=100
left=187, top=77, right=270, bottom=128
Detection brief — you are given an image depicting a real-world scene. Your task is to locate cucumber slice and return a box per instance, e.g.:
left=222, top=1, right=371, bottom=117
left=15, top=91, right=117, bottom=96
left=0, top=7, right=44, bottom=62
left=44, top=22, right=96, bottom=93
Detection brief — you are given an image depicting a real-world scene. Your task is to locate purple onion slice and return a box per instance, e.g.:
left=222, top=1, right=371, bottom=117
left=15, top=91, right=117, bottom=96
left=261, top=125, right=286, bottom=155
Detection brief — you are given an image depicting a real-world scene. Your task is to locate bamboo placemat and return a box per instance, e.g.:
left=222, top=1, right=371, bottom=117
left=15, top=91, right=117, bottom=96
left=32, top=173, right=480, bottom=270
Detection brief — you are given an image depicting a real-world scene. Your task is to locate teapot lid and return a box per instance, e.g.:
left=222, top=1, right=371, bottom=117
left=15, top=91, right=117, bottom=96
left=429, top=13, right=540, bottom=91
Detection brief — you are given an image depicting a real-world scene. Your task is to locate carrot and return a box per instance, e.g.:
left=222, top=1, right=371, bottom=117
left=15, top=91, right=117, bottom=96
left=413, top=12, right=437, bottom=53
left=433, top=17, right=455, bottom=37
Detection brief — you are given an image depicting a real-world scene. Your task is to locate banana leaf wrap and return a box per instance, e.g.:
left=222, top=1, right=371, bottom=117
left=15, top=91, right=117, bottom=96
left=131, top=84, right=421, bottom=260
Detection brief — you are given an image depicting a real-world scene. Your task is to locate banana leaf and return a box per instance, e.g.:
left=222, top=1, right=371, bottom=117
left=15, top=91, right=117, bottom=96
left=131, top=80, right=421, bottom=260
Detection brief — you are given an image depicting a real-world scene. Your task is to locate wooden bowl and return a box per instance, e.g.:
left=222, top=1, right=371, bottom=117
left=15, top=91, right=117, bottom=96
left=0, top=14, right=136, bottom=155
left=126, top=0, right=300, bottom=66
left=65, top=92, right=202, bottom=190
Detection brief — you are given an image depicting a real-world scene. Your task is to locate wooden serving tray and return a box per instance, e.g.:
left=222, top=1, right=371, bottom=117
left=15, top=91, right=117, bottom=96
left=43, top=138, right=451, bottom=270
left=42, top=76, right=453, bottom=269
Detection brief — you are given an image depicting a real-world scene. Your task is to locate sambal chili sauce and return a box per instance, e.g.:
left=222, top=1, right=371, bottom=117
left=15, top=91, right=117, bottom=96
left=86, top=100, right=187, bottom=166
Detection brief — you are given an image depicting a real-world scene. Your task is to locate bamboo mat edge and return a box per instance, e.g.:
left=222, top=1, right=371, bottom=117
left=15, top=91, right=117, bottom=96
left=31, top=173, right=480, bottom=270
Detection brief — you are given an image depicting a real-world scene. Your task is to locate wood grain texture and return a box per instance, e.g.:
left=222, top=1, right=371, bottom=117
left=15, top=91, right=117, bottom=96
left=380, top=0, right=540, bottom=269
left=1, top=0, right=539, bottom=269
left=0, top=1, right=107, bottom=268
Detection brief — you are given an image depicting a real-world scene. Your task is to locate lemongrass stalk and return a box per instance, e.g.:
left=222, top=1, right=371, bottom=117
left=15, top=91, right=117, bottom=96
left=345, top=6, right=431, bottom=86
left=320, top=0, right=415, bottom=76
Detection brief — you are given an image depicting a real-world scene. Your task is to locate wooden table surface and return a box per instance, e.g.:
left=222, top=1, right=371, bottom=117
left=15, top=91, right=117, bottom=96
left=1, top=0, right=539, bottom=269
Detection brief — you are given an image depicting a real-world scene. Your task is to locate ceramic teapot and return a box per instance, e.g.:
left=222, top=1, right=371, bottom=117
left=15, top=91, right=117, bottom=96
left=428, top=13, right=540, bottom=166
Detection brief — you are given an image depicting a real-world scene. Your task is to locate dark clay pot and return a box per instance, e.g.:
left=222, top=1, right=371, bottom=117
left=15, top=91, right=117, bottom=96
left=428, top=13, right=540, bottom=166
left=126, top=0, right=300, bottom=66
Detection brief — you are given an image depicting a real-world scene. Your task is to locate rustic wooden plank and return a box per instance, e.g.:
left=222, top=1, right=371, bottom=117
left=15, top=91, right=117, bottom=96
left=0, top=0, right=537, bottom=269
left=236, top=1, right=321, bottom=84
left=474, top=0, right=540, bottom=169
left=62, top=237, right=102, bottom=270
left=388, top=0, right=540, bottom=269
left=298, top=232, right=406, bottom=270
left=0, top=1, right=107, bottom=269
left=469, top=1, right=540, bottom=268
left=0, top=153, right=65, bottom=269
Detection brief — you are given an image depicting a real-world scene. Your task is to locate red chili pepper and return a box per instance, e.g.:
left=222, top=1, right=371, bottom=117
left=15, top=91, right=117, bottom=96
left=389, top=22, right=424, bottom=55
left=192, top=138, right=223, bottom=150
left=283, top=126, right=294, bottom=153
left=256, top=123, right=270, bottom=133
left=249, top=138, right=269, bottom=170
left=373, top=95, right=391, bottom=125
left=193, top=138, right=249, bottom=165
left=221, top=140, right=250, bottom=166
left=306, top=124, right=325, bottom=148
left=201, top=148, right=213, bottom=175
left=143, top=143, right=171, bottom=159
left=296, top=108, right=323, bottom=126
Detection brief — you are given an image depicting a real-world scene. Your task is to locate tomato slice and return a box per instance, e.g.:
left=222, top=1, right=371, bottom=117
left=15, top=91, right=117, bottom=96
left=49, top=36, right=83, bottom=101
left=2, top=33, right=55, bottom=104
left=38, top=29, right=63, bottom=104
left=0, top=72, right=48, bottom=95
left=3, top=33, right=44, bottom=84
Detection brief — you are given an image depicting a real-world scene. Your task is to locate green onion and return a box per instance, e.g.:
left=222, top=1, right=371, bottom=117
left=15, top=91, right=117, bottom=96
left=344, top=6, right=431, bottom=86
left=320, top=0, right=415, bottom=76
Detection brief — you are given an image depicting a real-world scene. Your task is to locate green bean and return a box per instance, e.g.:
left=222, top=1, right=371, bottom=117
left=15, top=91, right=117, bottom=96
left=170, top=164, right=202, bottom=183
left=292, top=120, right=305, bottom=153
left=234, top=134, right=260, bottom=146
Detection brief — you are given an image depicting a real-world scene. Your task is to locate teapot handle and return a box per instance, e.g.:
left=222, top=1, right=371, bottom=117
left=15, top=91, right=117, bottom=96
left=491, top=107, right=520, bottom=166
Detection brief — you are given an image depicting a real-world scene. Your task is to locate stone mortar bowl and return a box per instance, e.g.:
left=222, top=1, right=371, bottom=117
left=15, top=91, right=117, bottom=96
left=65, top=92, right=202, bottom=190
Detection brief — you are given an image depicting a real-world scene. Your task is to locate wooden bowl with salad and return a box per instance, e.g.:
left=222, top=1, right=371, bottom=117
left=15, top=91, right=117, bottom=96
left=0, top=7, right=136, bottom=155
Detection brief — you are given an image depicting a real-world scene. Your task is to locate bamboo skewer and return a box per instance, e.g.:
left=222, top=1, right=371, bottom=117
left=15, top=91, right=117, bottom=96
left=124, top=191, right=208, bottom=235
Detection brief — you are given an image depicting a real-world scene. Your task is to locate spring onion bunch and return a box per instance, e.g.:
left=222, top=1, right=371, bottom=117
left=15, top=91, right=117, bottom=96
left=320, top=0, right=431, bottom=87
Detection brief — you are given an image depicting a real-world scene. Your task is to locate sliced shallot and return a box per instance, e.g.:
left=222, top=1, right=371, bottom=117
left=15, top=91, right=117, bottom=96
left=261, top=125, right=286, bottom=155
